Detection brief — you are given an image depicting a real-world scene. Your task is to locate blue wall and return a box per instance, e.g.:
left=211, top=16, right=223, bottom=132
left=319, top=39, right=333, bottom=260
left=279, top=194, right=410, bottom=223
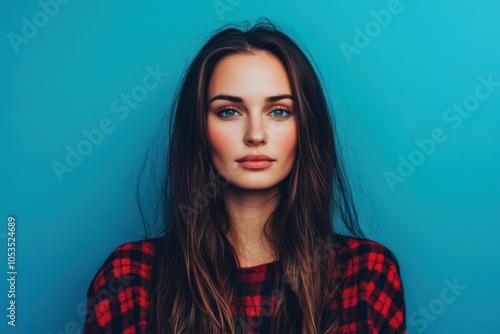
left=1, top=1, right=499, bottom=333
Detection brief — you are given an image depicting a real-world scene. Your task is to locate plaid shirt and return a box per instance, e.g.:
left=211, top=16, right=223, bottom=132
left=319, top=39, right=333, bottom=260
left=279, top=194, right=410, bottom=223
left=83, top=236, right=406, bottom=333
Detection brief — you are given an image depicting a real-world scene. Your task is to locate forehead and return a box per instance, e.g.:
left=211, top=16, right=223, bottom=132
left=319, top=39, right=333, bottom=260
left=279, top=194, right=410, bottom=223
left=207, top=51, right=292, bottom=98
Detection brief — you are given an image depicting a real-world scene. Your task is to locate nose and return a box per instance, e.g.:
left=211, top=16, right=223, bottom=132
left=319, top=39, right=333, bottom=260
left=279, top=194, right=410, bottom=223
left=244, top=114, right=267, bottom=146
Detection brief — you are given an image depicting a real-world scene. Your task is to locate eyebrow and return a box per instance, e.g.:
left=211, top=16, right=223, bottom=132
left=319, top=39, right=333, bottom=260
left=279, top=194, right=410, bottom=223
left=208, top=94, right=294, bottom=103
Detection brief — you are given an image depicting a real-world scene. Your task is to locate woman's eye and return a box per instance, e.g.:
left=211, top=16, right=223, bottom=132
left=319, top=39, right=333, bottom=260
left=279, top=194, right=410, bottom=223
left=217, top=108, right=238, bottom=117
left=270, top=108, right=291, bottom=117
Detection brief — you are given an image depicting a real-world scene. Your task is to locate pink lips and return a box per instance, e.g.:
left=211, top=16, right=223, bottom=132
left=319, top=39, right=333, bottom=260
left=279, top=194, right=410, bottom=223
left=236, top=154, right=274, bottom=169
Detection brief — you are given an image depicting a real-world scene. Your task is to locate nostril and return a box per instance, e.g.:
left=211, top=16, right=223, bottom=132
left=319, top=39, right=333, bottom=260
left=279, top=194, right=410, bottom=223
left=246, top=136, right=266, bottom=146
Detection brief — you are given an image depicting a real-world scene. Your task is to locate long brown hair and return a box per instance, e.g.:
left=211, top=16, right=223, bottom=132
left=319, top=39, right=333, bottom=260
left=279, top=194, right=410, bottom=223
left=139, top=18, right=364, bottom=333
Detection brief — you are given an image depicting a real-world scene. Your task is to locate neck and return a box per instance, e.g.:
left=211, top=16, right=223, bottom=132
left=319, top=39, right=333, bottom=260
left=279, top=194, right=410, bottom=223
left=223, top=184, right=279, bottom=268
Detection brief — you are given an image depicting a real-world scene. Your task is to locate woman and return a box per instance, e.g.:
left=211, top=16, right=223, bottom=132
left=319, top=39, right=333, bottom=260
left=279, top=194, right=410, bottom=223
left=84, top=19, right=406, bottom=333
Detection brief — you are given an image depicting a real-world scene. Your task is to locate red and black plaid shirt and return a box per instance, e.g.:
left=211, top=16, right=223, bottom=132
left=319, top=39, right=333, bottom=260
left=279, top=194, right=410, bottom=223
left=83, top=236, right=406, bottom=333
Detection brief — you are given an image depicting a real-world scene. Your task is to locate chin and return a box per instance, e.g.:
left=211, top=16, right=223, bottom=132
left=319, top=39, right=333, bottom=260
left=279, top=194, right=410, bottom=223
left=230, top=178, right=285, bottom=191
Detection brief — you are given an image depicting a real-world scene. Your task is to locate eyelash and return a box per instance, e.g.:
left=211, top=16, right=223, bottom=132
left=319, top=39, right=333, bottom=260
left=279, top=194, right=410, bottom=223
left=215, top=106, right=293, bottom=118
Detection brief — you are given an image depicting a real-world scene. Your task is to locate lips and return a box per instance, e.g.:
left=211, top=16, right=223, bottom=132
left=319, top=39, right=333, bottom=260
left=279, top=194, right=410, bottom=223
left=236, top=155, right=274, bottom=170
left=236, top=154, right=274, bottom=162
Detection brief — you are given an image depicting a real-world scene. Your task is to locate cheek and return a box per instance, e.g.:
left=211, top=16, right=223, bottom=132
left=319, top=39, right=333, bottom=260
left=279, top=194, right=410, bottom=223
left=278, top=124, right=298, bottom=157
left=207, top=122, right=235, bottom=160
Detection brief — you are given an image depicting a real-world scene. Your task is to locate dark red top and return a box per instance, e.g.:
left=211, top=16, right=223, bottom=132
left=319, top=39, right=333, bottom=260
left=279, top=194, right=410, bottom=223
left=83, top=236, right=406, bottom=333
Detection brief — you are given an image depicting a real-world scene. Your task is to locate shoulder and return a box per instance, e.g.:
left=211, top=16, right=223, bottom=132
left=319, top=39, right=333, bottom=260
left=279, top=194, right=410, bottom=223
left=334, top=235, right=403, bottom=278
left=332, top=235, right=406, bottom=333
left=87, top=238, right=158, bottom=293
left=83, top=237, right=160, bottom=333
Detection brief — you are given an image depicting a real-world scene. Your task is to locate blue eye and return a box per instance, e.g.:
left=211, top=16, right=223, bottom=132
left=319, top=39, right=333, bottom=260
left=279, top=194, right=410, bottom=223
left=217, top=108, right=238, bottom=118
left=270, top=108, right=291, bottom=117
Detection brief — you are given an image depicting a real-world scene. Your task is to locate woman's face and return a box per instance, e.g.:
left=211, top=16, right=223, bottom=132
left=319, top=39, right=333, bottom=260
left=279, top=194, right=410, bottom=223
left=206, top=51, right=298, bottom=191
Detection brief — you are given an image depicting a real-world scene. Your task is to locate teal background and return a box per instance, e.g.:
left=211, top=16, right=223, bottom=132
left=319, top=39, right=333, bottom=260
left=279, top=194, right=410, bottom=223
left=1, top=0, right=499, bottom=333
